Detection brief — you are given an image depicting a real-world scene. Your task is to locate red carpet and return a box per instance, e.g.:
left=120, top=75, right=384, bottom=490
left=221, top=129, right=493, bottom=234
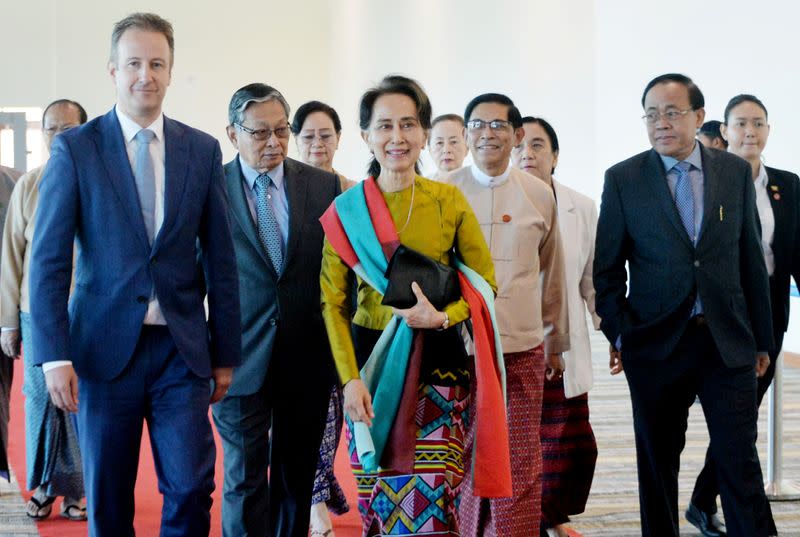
left=8, top=359, right=583, bottom=537
left=8, top=359, right=362, bottom=537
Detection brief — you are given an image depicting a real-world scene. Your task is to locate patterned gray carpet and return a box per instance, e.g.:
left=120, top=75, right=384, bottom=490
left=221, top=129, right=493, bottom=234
left=572, top=330, right=800, bottom=536
left=0, top=330, right=796, bottom=536
left=0, top=469, right=38, bottom=536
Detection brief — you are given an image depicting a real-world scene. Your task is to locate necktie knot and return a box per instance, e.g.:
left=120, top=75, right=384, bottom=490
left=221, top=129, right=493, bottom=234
left=675, top=161, right=691, bottom=174
left=135, top=129, right=156, bottom=145
left=255, top=173, right=272, bottom=191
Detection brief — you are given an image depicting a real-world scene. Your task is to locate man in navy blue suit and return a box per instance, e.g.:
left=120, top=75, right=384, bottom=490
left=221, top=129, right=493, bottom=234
left=594, top=74, right=774, bottom=537
left=29, top=13, right=241, bottom=537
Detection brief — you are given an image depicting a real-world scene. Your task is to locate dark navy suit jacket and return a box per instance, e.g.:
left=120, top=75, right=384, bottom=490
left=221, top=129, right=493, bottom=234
left=593, top=144, right=774, bottom=367
left=29, top=109, right=241, bottom=381
left=764, top=166, right=800, bottom=339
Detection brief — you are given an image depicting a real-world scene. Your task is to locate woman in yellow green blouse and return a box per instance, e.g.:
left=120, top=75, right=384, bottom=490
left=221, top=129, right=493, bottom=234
left=320, top=75, right=501, bottom=536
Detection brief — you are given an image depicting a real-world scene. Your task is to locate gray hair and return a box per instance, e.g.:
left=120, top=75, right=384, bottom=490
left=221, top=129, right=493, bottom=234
left=228, top=83, right=291, bottom=126
left=110, top=13, right=174, bottom=66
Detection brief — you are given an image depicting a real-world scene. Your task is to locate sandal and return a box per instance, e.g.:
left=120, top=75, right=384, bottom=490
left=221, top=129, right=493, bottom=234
left=25, top=493, right=56, bottom=519
left=60, top=498, right=87, bottom=521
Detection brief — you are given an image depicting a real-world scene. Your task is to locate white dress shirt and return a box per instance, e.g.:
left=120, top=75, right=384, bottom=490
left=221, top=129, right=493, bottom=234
left=754, top=164, right=775, bottom=276
left=44, top=107, right=167, bottom=373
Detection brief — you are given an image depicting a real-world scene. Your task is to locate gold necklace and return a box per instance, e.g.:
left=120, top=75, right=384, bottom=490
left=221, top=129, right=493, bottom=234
left=396, top=178, right=416, bottom=234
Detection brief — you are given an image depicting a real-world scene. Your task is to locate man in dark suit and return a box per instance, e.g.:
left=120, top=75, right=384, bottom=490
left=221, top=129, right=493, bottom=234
left=29, top=13, right=241, bottom=537
left=593, top=73, right=774, bottom=537
left=212, top=83, right=339, bottom=537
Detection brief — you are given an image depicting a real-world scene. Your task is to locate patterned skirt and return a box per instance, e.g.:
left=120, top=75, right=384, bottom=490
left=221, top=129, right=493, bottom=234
left=458, top=345, right=546, bottom=537
left=311, top=384, right=350, bottom=514
left=349, top=326, right=470, bottom=536
left=540, top=376, right=597, bottom=527
left=20, top=312, right=84, bottom=499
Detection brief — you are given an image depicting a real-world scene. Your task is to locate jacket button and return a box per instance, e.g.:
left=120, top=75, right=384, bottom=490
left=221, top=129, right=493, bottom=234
left=269, top=318, right=277, bottom=326
left=150, top=258, right=157, bottom=265
left=137, top=296, right=148, bottom=304
left=694, top=260, right=700, bottom=267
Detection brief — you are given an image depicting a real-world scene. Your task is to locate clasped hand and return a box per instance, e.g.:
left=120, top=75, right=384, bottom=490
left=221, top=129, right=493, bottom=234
left=343, top=282, right=447, bottom=426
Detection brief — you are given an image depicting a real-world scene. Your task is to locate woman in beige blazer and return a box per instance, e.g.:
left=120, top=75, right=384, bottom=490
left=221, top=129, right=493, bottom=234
left=512, top=116, right=599, bottom=537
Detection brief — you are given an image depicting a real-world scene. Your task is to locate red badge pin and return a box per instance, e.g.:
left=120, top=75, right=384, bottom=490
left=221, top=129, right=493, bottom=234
left=774, top=193, right=781, bottom=200
left=502, top=214, right=512, bottom=223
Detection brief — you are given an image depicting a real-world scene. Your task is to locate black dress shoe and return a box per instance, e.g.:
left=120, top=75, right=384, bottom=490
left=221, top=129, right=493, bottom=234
left=685, top=502, right=726, bottom=536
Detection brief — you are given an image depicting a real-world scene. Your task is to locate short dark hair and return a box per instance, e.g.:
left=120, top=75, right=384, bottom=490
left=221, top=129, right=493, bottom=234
left=228, top=83, right=291, bottom=126
left=290, top=101, right=342, bottom=135
left=723, top=94, right=768, bottom=124
left=431, top=113, right=464, bottom=128
left=521, top=116, right=559, bottom=154
left=697, top=120, right=727, bottom=147
left=42, top=99, right=88, bottom=126
left=641, top=73, right=704, bottom=110
left=111, top=13, right=174, bottom=66
left=359, top=75, right=432, bottom=178
left=464, top=93, right=522, bottom=129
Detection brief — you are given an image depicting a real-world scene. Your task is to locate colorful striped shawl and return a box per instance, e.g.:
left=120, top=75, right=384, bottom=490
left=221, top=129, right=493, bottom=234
left=320, top=177, right=512, bottom=497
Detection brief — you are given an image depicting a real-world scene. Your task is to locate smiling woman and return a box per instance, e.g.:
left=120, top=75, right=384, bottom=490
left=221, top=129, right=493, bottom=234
left=320, top=75, right=501, bottom=536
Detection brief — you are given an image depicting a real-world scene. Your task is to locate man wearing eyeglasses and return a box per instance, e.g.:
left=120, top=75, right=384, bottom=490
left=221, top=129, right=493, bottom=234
left=215, top=83, right=340, bottom=537
left=1, top=99, right=87, bottom=516
left=444, top=93, right=569, bottom=537
left=594, top=73, right=774, bottom=537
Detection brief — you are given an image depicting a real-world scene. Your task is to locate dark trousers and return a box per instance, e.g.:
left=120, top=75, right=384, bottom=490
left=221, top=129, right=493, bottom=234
left=78, top=326, right=216, bottom=537
left=623, top=321, right=771, bottom=537
left=212, top=343, right=330, bottom=537
left=691, top=333, right=783, bottom=535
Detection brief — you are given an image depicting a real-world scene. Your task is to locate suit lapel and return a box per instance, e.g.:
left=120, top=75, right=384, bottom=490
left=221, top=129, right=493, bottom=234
left=697, top=145, right=721, bottom=244
left=766, top=168, right=786, bottom=266
left=644, top=150, right=693, bottom=248
left=554, top=181, right=577, bottom=247
left=95, top=109, right=150, bottom=252
left=283, top=158, right=308, bottom=269
left=225, top=158, right=275, bottom=273
left=154, top=116, right=189, bottom=252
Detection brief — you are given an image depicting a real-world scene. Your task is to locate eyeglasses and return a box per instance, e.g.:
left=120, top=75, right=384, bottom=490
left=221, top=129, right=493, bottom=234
left=298, top=132, right=336, bottom=144
left=466, top=119, right=512, bottom=132
left=44, top=124, right=80, bottom=136
left=512, top=140, right=548, bottom=154
left=235, top=122, right=291, bottom=140
left=642, top=109, right=694, bottom=124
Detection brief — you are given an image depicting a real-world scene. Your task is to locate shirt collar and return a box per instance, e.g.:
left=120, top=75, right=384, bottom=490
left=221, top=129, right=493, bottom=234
left=115, top=106, right=164, bottom=144
left=755, top=164, right=768, bottom=189
left=471, top=162, right=511, bottom=187
left=239, top=156, right=285, bottom=191
left=660, top=141, right=703, bottom=173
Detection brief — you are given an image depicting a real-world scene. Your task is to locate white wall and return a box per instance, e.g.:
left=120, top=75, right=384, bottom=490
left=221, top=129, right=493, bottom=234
left=4, top=0, right=798, bottom=194
left=3, top=0, right=800, bottom=340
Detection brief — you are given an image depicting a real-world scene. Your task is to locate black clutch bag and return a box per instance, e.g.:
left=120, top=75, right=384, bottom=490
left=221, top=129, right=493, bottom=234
left=381, top=245, right=461, bottom=310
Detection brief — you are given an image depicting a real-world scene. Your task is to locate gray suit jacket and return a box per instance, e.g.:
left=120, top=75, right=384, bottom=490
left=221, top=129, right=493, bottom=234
left=223, top=157, right=340, bottom=396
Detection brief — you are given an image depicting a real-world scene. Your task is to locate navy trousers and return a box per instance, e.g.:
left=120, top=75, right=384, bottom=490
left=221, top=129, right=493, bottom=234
left=624, top=321, right=771, bottom=537
left=78, top=326, right=215, bottom=537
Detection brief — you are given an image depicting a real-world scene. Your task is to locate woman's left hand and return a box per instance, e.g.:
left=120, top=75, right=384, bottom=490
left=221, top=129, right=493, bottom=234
left=392, top=281, right=447, bottom=329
